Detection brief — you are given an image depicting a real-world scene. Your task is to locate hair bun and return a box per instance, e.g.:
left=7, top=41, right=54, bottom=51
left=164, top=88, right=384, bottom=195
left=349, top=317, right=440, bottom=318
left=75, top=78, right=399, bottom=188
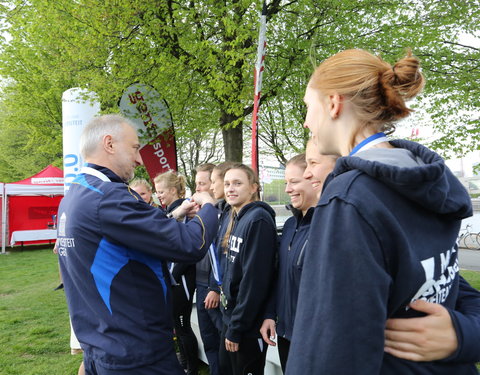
left=391, top=51, right=425, bottom=99
left=378, top=51, right=425, bottom=122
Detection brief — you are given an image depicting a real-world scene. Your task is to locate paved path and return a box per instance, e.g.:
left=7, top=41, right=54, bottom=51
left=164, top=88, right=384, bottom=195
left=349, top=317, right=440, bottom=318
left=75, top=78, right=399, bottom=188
left=459, top=248, right=480, bottom=272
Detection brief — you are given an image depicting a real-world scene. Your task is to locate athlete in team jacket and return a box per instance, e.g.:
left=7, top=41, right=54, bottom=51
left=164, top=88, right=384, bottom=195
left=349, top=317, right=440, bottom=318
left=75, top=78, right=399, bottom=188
left=287, top=49, right=479, bottom=374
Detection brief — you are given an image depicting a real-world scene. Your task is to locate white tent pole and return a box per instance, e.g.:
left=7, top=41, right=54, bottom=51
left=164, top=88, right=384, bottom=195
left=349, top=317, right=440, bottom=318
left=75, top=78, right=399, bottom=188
left=1, top=183, right=6, bottom=254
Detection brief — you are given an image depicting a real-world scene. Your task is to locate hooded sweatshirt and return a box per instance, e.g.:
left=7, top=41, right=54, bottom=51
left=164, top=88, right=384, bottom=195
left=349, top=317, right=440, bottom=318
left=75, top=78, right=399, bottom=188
left=197, top=199, right=230, bottom=290
left=286, top=140, right=477, bottom=374
left=220, top=201, right=277, bottom=343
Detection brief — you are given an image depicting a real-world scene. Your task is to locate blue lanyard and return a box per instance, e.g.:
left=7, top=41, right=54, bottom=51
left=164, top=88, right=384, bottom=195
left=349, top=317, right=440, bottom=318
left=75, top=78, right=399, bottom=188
left=208, top=242, right=222, bottom=286
left=349, top=132, right=388, bottom=156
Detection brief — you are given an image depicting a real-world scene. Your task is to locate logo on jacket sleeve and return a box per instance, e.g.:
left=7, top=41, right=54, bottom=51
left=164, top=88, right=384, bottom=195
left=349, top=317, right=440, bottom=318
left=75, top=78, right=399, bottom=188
left=58, top=212, right=67, bottom=237
left=409, top=246, right=459, bottom=306
left=57, top=213, right=75, bottom=257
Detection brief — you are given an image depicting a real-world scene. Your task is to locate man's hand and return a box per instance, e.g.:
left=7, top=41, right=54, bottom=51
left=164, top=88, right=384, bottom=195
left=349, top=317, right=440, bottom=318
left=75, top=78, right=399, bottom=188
left=260, top=319, right=277, bottom=346
left=191, top=192, right=216, bottom=207
left=225, top=338, right=239, bottom=352
left=53, top=239, right=59, bottom=254
left=204, top=290, right=220, bottom=309
left=170, top=200, right=196, bottom=221
left=385, top=300, right=458, bottom=361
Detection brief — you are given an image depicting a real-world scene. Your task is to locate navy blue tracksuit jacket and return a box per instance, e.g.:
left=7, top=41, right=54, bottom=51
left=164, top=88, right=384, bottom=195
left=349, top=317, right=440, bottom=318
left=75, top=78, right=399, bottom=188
left=57, top=164, right=218, bottom=370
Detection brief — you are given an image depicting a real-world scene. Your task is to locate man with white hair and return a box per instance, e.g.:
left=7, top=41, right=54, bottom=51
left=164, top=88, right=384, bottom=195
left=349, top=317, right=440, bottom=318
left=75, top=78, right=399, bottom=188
left=57, top=114, right=218, bottom=375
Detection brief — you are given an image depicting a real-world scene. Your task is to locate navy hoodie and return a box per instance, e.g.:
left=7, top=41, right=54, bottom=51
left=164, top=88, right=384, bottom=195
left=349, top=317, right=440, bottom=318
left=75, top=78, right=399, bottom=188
left=197, top=199, right=230, bottom=290
left=265, top=206, right=313, bottom=341
left=57, top=164, right=218, bottom=370
left=286, top=140, right=478, bottom=374
left=220, top=201, right=277, bottom=343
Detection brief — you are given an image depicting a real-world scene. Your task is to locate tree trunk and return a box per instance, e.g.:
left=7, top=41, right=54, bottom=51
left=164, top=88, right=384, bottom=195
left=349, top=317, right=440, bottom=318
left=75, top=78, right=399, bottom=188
left=221, top=111, right=243, bottom=162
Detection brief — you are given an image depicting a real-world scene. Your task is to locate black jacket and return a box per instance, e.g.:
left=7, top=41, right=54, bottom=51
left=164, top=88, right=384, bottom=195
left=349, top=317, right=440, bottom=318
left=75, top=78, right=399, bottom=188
left=265, top=206, right=313, bottom=341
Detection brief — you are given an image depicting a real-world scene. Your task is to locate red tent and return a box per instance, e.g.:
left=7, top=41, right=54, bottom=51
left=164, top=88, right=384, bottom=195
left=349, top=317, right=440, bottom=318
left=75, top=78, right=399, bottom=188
left=1, top=165, right=64, bottom=252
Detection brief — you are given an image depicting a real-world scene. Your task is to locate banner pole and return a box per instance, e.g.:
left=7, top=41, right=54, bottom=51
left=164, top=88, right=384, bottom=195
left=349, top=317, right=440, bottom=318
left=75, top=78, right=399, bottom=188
left=251, top=0, right=267, bottom=174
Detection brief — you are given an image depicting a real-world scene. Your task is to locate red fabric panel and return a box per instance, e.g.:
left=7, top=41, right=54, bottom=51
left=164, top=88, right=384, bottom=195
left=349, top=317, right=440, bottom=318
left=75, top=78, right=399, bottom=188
left=8, top=196, right=62, bottom=243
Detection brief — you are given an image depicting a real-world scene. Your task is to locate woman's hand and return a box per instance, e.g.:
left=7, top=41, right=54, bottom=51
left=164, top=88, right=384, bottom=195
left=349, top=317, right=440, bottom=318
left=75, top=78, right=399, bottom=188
left=204, top=290, right=220, bottom=309
left=260, top=319, right=277, bottom=346
left=225, top=338, right=239, bottom=352
left=385, top=300, right=458, bottom=361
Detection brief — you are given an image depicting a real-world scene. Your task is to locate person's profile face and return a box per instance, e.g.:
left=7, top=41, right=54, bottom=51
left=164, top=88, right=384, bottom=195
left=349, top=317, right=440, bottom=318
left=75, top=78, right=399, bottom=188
left=210, top=170, right=224, bottom=200
left=284, top=163, right=317, bottom=213
left=155, top=181, right=177, bottom=207
left=195, top=170, right=213, bottom=195
left=131, top=184, right=152, bottom=204
left=304, top=142, right=336, bottom=196
left=303, top=86, right=332, bottom=155
left=113, top=124, right=142, bottom=182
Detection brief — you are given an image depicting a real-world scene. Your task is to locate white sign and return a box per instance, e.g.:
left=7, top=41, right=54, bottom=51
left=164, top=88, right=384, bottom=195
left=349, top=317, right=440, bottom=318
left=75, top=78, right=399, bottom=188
left=119, top=83, right=172, bottom=147
left=31, top=177, right=64, bottom=185
left=62, top=88, right=100, bottom=193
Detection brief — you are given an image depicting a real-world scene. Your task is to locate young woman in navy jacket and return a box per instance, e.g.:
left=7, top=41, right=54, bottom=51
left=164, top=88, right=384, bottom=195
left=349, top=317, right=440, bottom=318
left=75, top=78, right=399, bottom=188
left=218, top=163, right=277, bottom=375
left=287, top=49, right=479, bottom=374
left=260, top=153, right=333, bottom=372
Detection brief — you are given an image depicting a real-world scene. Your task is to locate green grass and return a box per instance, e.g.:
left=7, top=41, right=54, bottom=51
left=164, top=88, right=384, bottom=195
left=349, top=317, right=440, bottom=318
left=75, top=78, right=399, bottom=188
left=0, top=247, right=81, bottom=374
left=0, top=246, right=209, bottom=375
left=460, top=270, right=480, bottom=289
left=1, top=247, right=479, bottom=374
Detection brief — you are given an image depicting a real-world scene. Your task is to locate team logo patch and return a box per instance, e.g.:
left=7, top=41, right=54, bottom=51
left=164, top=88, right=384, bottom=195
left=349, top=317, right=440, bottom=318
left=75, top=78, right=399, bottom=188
left=58, top=212, right=67, bottom=237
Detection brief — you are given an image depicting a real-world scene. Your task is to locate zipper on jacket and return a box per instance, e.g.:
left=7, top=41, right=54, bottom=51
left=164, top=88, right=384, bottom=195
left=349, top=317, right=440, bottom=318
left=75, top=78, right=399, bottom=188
left=296, top=239, right=308, bottom=266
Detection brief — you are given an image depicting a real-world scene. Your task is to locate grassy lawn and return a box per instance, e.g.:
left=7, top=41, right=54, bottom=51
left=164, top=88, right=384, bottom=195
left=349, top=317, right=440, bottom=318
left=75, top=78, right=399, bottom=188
left=1, top=247, right=479, bottom=374
left=0, top=247, right=209, bottom=375
left=460, top=270, right=480, bottom=289
left=0, top=247, right=81, bottom=375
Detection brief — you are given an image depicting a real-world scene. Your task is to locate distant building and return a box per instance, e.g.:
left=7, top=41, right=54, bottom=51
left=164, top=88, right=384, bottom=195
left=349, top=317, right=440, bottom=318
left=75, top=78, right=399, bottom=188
left=260, top=165, right=285, bottom=183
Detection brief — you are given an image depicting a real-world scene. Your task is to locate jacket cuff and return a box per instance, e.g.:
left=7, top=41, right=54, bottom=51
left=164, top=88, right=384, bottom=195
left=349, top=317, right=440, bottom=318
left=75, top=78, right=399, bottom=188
left=441, top=309, right=480, bottom=363
left=226, top=327, right=242, bottom=344
left=263, top=312, right=276, bottom=321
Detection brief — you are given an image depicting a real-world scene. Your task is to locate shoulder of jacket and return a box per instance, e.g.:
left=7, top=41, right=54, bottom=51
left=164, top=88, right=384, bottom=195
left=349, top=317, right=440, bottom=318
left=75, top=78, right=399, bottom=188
left=319, top=169, right=374, bottom=206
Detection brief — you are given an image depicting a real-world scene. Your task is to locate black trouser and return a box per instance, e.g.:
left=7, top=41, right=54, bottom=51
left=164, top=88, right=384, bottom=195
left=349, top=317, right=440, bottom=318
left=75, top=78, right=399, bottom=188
left=277, top=336, right=290, bottom=374
left=196, top=285, right=222, bottom=375
left=172, top=281, right=199, bottom=375
left=218, top=325, right=267, bottom=375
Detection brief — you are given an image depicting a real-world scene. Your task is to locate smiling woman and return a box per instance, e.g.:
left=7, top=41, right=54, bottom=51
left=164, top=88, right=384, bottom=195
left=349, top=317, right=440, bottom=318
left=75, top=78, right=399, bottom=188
left=218, top=163, right=277, bottom=375
left=260, top=153, right=318, bottom=373
left=223, top=166, right=260, bottom=211
left=303, top=139, right=338, bottom=197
